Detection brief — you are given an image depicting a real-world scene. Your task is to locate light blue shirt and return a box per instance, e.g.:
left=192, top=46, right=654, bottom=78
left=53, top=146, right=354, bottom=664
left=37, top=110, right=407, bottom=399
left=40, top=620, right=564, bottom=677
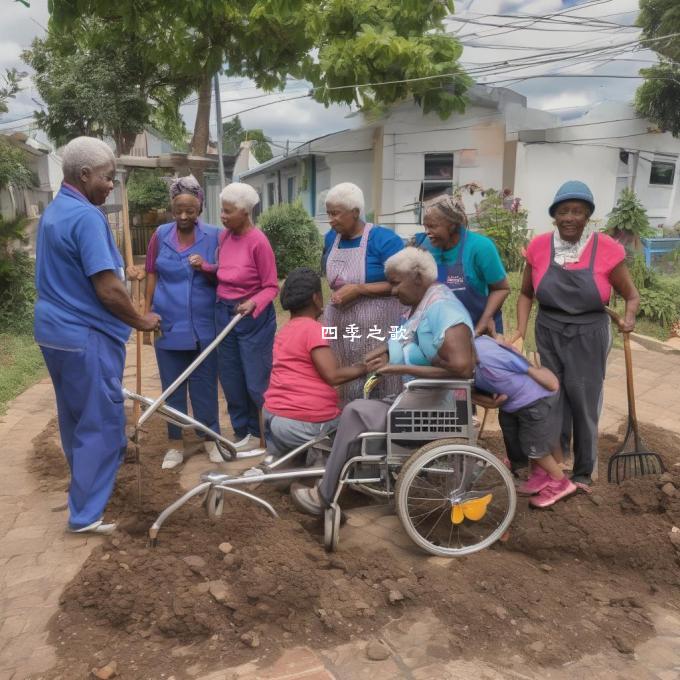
left=34, top=185, right=130, bottom=350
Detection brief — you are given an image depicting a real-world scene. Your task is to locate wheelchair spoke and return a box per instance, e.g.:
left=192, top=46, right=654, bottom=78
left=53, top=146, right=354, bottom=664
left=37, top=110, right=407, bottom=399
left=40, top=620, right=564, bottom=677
left=423, top=503, right=450, bottom=541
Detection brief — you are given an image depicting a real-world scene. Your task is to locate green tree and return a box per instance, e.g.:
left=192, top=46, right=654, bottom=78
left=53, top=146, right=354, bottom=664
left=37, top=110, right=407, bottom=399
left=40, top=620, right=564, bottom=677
left=222, top=116, right=273, bottom=163
left=0, top=68, right=22, bottom=114
left=47, top=1, right=471, bottom=156
left=22, top=19, right=194, bottom=154
left=635, top=0, right=680, bottom=137
left=605, top=188, right=655, bottom=253
left=0, top=138, right=34, bottom=191
left=258, top=200, right=323, bottom=277
left=126, top=170, right=169, bottom=218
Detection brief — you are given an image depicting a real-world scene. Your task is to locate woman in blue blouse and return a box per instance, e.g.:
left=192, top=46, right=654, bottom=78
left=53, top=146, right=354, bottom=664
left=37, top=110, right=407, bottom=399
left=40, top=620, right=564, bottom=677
left=322, top=182, right=404, bottom=402
left=144, top=176, right=222, bottom=469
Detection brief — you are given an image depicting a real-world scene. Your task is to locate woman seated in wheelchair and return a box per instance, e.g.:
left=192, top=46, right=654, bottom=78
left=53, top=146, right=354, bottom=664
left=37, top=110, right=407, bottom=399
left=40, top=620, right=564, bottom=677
left=291, top=247, right=478, bottom=515
left=262, top=267, right=374, bottom=461
left=472, top=335, right=577, bottom=508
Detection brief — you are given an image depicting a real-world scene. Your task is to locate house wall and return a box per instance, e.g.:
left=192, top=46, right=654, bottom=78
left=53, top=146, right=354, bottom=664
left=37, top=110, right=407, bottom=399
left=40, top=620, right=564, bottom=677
left=379, top=104, right=507, bottom=237
left=515, top=143, right=621, bottom=235
left=516, top=105, right=680, bottom=233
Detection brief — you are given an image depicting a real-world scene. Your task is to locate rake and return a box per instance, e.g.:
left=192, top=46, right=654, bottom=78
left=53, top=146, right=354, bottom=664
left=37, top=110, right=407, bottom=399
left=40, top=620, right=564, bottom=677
left=606, top=309, right=665, bottom=484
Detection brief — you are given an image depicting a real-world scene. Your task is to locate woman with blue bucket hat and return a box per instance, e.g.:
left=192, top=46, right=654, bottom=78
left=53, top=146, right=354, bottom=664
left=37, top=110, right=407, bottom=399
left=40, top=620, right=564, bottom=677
left=510, top=180, right=639, bottom=501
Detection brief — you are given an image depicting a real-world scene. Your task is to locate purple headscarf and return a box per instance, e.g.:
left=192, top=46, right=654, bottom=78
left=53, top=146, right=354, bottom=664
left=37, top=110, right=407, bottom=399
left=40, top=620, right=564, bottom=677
left=170, top=174, right=204, bottom=209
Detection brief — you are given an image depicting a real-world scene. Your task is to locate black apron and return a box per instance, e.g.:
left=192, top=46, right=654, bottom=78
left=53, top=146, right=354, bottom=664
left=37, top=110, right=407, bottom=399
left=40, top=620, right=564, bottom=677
left=535, top=233, right=607, bottom=333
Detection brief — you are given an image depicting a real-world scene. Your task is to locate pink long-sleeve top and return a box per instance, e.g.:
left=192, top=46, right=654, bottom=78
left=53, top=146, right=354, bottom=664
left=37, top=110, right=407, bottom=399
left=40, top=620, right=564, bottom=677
left=202, top=227, right=279, bottom=317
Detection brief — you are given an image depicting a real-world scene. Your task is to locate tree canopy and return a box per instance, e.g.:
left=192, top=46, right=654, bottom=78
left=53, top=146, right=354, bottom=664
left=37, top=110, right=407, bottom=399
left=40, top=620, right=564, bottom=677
left=44, top=1, right=471, bottom=154
left=23, top=18, right=194, bottom=154
left=635, top=0, right=680, bottom=137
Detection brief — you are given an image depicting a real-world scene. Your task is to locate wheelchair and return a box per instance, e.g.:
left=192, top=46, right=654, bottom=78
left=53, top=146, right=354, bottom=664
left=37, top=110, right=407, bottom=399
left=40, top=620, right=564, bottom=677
left=139, top=377, right=516, bottom=558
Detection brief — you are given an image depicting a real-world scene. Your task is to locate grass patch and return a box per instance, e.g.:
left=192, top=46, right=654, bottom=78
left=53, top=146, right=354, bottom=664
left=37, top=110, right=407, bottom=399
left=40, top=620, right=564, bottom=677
left=0, top=334, right=46, bottom=415
left=504, top=270, right=537, bottom=352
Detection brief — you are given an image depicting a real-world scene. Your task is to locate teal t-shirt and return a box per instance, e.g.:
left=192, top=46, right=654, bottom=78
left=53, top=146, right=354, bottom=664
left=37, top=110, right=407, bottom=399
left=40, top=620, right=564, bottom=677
left=414, top=229, right=507, bottom=296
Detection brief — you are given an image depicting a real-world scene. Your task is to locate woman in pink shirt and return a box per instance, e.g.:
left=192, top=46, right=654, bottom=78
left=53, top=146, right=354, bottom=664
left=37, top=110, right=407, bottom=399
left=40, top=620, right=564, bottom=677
left=263, top=267, right=372, bottom=460
left=189, top=183, right=278, bottom=450
left=511, top=180, right=639, bottom=491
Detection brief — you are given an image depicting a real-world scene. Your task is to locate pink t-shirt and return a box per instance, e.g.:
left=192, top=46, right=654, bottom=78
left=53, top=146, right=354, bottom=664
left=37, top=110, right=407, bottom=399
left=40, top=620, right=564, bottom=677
left=264, top=317, right=341, bottom=422
left=202, top=227, right=278, bottom=318
left=526, top=232, right=625, bottom=303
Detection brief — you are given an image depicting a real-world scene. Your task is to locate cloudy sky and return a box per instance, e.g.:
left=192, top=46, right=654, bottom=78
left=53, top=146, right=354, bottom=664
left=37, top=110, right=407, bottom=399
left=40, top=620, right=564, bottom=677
left=0, top=0, right=655, bottom=149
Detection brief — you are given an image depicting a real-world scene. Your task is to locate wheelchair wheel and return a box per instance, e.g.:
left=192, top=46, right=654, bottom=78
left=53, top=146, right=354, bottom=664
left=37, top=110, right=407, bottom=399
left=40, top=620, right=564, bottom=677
left=395, top=439, right=516, bottom=557
left=323, top=503, right=341, bottom=552
left=205, top=487, right=224, bottom=519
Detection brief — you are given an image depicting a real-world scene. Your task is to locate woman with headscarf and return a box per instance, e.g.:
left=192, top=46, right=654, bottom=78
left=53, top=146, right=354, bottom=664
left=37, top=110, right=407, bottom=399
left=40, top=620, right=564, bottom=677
left=322, top=182, right=404, bottom=403
left=144, top=175, right=223, bottom=469
left=190, top=182, right=278, bottom=451
left=511, top=180, right=639, bottom=489
left=412, top=194, right=510, bottom=336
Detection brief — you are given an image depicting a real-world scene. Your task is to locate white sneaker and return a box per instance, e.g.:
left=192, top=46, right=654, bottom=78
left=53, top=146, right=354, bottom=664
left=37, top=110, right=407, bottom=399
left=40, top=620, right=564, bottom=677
left=161, top=448, right=184, bottom=469
left=69, top=519, right=116, bottom=535
left=205, top=441, right=225, bottom=464
left=233, top=434, right=254, bottom=450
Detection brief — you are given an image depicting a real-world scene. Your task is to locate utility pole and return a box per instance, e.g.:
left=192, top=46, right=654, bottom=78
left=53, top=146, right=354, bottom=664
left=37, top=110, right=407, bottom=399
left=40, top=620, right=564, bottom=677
left=285, top=139, right=289, bottom=156
left=213, top=73, right=226, bottom=188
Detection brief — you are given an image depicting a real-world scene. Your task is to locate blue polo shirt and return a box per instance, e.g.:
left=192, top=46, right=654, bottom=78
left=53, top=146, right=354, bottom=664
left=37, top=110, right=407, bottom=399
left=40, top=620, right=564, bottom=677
left=322, top=225, right=403, bottom=283
left=414, top=229, right=507, bottom=295
left=34, top=184, right=130, bottom=350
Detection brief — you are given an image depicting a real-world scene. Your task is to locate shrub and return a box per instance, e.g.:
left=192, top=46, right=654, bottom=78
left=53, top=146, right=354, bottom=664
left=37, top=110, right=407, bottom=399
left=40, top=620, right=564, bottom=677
left=0, top=250, right=36, bottom=335
left=127, top=170, right=169, bottom=217
left=472, top=189, right=528, bottom=272
left=258, top=200, right=323, bottom=277
left=605, top=188, right=655, bottom=253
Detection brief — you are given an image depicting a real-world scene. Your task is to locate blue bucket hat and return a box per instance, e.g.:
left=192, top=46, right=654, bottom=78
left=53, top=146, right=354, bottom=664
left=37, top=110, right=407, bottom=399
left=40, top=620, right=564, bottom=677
left=549, top=181, right=595, bottom=217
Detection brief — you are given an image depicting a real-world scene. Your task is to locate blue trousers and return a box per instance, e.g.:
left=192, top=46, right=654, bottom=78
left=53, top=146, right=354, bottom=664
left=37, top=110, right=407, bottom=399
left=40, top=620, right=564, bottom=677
left=155, top=342, right=220, bottom=441
left=41, top=330, right=126, bottom=530
left=216, top=300, right=275, bottom=439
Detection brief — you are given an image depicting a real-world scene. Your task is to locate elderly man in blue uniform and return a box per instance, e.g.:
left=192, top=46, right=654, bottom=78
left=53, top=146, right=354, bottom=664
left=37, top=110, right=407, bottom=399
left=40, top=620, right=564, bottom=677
left=34, top=136, right=160, bottom=535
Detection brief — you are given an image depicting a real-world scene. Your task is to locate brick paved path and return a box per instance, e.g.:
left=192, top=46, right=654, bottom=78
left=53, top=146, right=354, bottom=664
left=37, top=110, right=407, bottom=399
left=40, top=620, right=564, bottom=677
left=1, top=343, right=679, bottom=679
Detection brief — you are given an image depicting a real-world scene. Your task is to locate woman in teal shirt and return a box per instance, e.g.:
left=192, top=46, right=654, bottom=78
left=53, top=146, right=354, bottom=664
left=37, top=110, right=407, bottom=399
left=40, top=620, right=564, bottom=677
left=412, top=194, right=510, bottom=336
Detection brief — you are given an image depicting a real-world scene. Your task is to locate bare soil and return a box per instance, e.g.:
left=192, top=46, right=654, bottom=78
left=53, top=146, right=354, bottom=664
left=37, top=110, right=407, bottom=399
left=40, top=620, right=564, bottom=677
left=31, top=414, right=680, bottom=679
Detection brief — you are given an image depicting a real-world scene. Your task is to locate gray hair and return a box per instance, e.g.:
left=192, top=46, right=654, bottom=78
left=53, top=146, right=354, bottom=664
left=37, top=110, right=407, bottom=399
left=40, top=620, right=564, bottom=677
left=325, top=182, right=365, bottom=213
left=61, top=136, right=116, bottom=182
left=425, top=194, right=467, bottom=227
left=384, top=247, right=438, bottom=284
left=220, top=182, right=260, bottom=212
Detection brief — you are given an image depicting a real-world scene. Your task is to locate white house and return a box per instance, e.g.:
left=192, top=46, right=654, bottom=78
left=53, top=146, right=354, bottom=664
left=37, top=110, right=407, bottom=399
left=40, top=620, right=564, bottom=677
left=238, top=87, right=680, bottom=237
left=515, top=102, right=680, bottom=232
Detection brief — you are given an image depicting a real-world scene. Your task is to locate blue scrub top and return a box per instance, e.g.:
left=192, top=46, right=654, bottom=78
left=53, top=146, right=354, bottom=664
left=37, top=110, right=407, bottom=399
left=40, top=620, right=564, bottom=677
left=34, top=184, right=130, bottom=350
left=151, top=221, right=220, bottom=350
left=414, top=229, right=507, bottom=296
left=322, top=225, right=403, bottom=283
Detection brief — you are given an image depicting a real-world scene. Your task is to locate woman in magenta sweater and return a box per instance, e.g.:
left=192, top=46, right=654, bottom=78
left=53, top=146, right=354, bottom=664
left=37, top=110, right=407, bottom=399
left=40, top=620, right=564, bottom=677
left=189, top=183, right=278, bottom=450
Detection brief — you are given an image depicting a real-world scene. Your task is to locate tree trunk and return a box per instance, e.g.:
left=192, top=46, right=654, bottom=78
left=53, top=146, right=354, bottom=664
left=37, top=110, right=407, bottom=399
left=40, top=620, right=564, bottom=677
left=191, top=73, right=212, bottom=156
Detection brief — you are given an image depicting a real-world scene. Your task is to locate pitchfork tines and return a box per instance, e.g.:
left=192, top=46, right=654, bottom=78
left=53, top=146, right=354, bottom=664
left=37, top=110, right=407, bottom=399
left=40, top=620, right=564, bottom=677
left=606, top=310, right=665, bottom=484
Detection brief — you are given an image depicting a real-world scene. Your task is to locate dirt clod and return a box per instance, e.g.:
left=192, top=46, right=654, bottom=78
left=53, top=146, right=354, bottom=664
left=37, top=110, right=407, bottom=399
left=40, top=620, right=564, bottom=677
left=366, top=639, right=390, bottom=661
left=91, top=661, right=117, bottom=679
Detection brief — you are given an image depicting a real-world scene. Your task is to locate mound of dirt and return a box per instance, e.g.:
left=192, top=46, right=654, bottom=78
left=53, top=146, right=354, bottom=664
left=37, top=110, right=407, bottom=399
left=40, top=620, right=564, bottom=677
left=35, top=416, right=680, bottom=679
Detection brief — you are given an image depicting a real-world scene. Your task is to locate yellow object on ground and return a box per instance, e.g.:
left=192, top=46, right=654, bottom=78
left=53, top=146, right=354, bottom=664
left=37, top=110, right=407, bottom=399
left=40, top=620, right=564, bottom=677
left=450, top=494, right=493, bottom=524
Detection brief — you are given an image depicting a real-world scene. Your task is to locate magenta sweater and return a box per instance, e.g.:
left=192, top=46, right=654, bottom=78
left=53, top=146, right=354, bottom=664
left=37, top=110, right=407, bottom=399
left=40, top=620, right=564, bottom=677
left=202, top=227, right=278, bottom=318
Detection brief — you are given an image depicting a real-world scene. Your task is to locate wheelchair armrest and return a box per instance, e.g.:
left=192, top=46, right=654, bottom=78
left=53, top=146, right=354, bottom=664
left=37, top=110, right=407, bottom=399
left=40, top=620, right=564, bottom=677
left=403, top=379, right=474, bottom=390
left=357, top=431, right=387, bottom=440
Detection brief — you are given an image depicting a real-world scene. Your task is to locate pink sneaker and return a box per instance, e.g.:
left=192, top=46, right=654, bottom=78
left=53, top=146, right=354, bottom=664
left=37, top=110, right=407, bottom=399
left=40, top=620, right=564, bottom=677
left=518, top=467, right=550, bottom=496
left=529, top=477, right=577, bottom=509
